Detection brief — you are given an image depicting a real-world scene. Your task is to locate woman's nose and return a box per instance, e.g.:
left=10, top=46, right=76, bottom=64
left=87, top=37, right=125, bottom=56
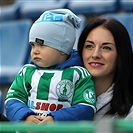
left=92, top=48, right=102, bottom=59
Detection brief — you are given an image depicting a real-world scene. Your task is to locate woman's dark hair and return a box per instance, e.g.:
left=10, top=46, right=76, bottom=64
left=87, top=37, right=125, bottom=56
left=78, top=17, right=133, bottom=116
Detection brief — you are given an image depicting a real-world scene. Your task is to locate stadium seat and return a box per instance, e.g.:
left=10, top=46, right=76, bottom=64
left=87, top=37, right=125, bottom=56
left=0, top=19, right=32, bottom=85
left=0, top=1, right=21, bottom=21
left=120, top=0, right=133, bottom=12
left=19, top=0, right=68, bottom=20
left=102, top=13, right=133, bottom=48
left=67, top=0, right=119, bottom=15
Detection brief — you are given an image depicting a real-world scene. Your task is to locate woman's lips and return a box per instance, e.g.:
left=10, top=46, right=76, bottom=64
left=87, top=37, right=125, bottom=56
left=89, top=62, right=104, bottom=68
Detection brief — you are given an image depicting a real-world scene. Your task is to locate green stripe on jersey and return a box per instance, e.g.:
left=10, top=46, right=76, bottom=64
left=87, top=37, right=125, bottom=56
left=38, top=72, right=54, bottom=100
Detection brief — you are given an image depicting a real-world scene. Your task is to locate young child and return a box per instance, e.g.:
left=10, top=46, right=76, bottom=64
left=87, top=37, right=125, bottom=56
left=5, top=9, right=96, bottom=123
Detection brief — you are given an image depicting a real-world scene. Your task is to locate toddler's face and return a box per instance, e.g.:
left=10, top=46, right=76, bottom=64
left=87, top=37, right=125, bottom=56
left=30, top=42, right=66, bottom=67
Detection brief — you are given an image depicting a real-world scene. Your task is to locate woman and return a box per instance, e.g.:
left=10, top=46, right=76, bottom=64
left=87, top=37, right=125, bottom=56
left=78, top=17, right=133, bottom=120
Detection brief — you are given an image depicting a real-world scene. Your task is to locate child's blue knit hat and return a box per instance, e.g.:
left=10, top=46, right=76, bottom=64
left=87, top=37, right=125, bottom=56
left=29, top=9, right=81, bottom=55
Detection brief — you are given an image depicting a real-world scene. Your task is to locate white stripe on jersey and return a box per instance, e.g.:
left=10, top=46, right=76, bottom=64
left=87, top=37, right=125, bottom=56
left=30, top=70, right=44, bottom=98
left=71, top=66, right=90, bottom=78
left=22, top=67, right=28, bottom=95
left=48, top=71, right=62, bottom=101
left=73, top=70, right=80, bottom=84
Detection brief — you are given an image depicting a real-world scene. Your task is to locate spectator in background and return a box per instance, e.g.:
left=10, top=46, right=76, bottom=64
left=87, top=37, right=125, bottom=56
left=78, top=17, right=133, bottom=120
left=5, top=9, right=96, bottom=123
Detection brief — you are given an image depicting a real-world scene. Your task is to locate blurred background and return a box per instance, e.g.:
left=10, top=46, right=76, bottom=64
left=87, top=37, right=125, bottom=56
left=0, top=0, right=133, bottom=116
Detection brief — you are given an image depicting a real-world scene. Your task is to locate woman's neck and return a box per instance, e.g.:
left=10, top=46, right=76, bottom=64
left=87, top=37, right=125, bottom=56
left=93, top=76, right=114, bottom=97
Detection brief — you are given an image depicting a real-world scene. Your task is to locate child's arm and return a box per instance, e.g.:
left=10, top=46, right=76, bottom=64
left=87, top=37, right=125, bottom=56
left=43, top=104, right=94, bottom=122
left=5, top=99, right=36, bottom=121
left=38, top=104, right=94, bottom=123
left=5, top=65, right=36, bottom=121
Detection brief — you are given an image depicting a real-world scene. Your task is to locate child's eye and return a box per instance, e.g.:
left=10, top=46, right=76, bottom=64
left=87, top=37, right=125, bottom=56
left=30, top=43, right=35, bottom=47
left=40, top=44, right=44, bottom=47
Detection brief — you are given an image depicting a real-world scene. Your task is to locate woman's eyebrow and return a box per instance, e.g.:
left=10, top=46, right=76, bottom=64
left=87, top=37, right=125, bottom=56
left=102, top=42, right=115, bottom=46
left=85, top=40, right=94, bottom=44
left=85, top=40, right=115, bottom=46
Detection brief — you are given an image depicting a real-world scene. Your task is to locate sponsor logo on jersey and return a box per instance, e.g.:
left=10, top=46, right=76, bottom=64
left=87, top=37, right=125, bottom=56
left=83, top=89, right=96, bottom=104
left=56, top=80, right=74, bottom=100
left=28, top=98, right=71, bottom=118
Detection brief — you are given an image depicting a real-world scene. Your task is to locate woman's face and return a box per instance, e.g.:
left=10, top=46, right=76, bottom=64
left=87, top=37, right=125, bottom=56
left=82, top=26, right=117, bottom=79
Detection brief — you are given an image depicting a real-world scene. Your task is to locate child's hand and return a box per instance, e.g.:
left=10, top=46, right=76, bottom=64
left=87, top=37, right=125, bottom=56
left=38, top=116, right=54, bottom=124
left=25, top=115, right=43, bottom=124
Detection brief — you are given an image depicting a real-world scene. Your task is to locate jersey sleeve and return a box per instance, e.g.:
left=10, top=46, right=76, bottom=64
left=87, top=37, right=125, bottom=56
left=49, top=104, right=94, bottom=121
left=5, top=99, right=36, bottom=121
left=72, top=66, right=96, bottom=112
left=5, top=65, right=29, bottom=104
left=5, top=65, right=36, bottom=121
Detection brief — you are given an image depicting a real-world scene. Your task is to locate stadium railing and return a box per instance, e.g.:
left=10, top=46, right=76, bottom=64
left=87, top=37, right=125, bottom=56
left=0, top=119, right=132, bottom=133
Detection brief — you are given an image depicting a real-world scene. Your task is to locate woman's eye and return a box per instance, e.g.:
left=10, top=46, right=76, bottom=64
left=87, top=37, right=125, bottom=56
left=103, top=46, right=112, bottom=51
left=85, top=44, right=93, bottom=49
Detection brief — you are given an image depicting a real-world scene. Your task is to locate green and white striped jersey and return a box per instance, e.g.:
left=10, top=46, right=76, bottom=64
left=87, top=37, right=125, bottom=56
left=6, top=64, right=96, bottom=118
